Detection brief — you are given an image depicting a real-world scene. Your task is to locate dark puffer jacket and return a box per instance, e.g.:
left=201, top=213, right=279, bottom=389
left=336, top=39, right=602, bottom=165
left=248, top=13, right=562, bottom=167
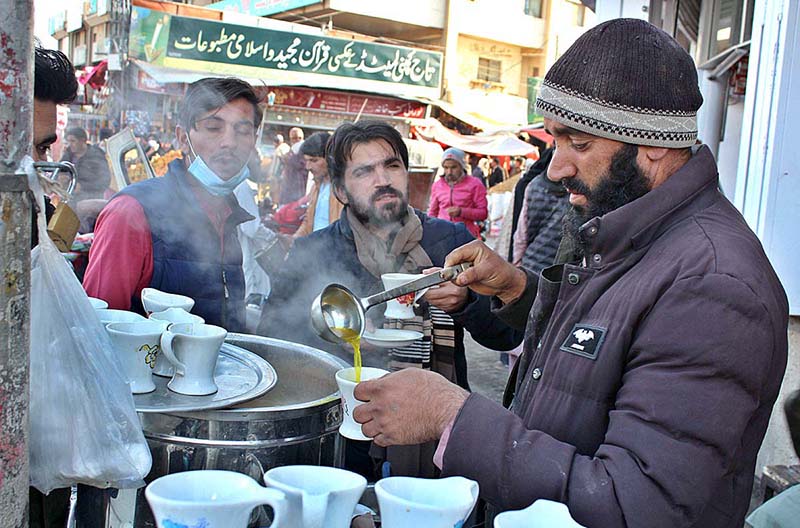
left=442, top=146, right=789, bottom=528
left=521, top=172, right=570, bottom=274
left=119, top=160, right=251, bottom=331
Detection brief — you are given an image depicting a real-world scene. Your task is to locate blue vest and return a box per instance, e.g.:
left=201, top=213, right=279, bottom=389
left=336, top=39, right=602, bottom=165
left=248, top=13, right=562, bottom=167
left=119, top=160, right=252, bottom=332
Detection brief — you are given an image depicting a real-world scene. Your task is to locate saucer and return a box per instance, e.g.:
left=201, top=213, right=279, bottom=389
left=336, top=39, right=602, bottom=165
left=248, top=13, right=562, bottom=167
left=362, top=329, right=423, bottom=348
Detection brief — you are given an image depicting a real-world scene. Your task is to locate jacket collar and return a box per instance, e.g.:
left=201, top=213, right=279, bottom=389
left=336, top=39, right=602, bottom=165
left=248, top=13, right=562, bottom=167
left=166, top=159, right=253, bottom=228
left=581, top=145, right=721, bottom=268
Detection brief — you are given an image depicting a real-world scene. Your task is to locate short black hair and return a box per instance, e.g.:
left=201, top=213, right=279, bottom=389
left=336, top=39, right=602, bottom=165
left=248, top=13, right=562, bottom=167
left=65, top=127, right=87, bottom=142
left=99, top=128, right=114, bottom=141
left=299, top=131, right=331, bottom=158
left=34, top=47, right=78, bottom=105
left=178, top=77, right=262, bottom=130
left=326, top=121, right=408, bottom=188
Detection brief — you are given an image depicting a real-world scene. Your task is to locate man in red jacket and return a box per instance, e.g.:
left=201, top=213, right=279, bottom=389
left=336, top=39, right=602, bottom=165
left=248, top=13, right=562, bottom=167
left=351, top=19, right=789, bottom=528
left=427, top=147, right=487, bottom=238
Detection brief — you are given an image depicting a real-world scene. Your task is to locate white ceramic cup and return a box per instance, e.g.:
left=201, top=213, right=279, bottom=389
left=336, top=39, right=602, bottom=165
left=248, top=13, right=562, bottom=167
left=106, top=321, right=169, bottom=394
left=149, top=309, right=206, bottom=377
left=88, top=297, right=108, bottom=310
left=380, top=273, right=428, bottom=320
left=375, top=476, right=479, bottom=528
left=96, top=309, right=147, bottom=326
left=160, top=323, right=227, bottom=396
left=145, top=470, right=287, bottom=528
left=334, top=367, right=389, bottom=441
left=494, top=499, right=587, bottom=528
left=263, top=465, right=367, bottom=528
left=141, top=287, right=195, bottom=315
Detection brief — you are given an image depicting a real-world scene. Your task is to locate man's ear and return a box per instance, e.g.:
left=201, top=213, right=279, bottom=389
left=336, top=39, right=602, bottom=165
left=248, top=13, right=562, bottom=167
left=175, top=125, right=190, bottom=155
left=639, top=145, right=670, bottom=163
left=332, top=183, right=348, bottom=205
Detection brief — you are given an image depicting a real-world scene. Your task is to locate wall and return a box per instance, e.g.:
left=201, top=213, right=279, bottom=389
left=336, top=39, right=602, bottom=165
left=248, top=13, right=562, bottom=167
left=544, top=0, right=597, bottom=70
left=329, top=0, right=445, bottom=29
left=716, top=99, right=744, bottom=199
left=454, top=0, right=547, bottom=49
left=447, top=34, right=529, bottom=125
left=456, top=35, right=524, bottom=96
left=736, top=0, right=800, bottom=315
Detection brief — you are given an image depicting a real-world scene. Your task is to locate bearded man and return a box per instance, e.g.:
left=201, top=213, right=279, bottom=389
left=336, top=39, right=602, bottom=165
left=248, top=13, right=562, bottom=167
left=257, top=120, right=521, bottom=479
left=349, top=19, right=789, bottom=527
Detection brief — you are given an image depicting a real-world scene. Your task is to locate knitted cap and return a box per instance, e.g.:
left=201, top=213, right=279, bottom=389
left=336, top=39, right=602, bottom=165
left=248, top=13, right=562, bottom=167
left=442, top=147, right=467, bottom=171
left=535, top=18, right=703, bottom=148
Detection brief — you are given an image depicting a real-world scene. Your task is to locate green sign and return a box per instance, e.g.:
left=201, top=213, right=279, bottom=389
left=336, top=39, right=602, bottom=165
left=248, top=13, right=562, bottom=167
left=129, top=7, right=442, bottom=96
left=527, top=77, right=544, bottom=124
left=205, top=0, right=320, bottom=17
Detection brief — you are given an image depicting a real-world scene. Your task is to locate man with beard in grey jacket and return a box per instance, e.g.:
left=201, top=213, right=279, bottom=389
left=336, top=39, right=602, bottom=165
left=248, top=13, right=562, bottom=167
left=350, top=19, right=789, bottom=528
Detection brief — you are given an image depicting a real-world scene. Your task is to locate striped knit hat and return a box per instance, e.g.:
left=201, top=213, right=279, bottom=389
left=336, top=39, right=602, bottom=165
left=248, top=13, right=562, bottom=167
left=534, top=19, right=703, bottom=148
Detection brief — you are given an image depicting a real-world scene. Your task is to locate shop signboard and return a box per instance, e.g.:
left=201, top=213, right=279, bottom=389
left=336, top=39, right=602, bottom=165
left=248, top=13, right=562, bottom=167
left=267, top=87, right=426, bottom=119
left=527, top=76, right=544, bottom=124
left=129, top=6, right=442, bottom=99
left=136, top=70, right=186, bottom=96
left=205, top=0, right=321, bottom=17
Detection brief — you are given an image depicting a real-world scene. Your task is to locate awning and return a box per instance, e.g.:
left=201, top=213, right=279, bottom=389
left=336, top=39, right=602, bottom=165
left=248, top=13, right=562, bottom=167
left=131, top=59, right=214, bottom=85
left=78, top=59, right=108, bottom=90
left=413, top=96, right=528, bottom=132
left=520, top=124, right=554, bottom=144
left=414, top=119, right=536, bottom=157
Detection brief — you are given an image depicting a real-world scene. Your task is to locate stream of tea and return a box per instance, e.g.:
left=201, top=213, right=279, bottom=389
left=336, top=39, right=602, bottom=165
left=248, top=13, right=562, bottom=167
left=332, top=327, right=362, bottom=382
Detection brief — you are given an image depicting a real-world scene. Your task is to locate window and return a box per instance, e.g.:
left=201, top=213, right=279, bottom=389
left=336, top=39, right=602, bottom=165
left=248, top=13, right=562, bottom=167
left=477, top=58, right=502, bottom=83
left=525, top=0, right=543, bottom=18
left=707, top=0, right=755, bottom=59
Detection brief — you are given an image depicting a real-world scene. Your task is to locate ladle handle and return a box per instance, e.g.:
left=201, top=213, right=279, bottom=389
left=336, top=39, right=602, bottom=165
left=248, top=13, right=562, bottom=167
left=362, top=263, right=472, bottom=310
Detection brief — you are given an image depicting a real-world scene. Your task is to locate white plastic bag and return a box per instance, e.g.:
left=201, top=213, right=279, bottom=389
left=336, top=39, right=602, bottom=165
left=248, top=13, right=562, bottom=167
left=26, top=159, right=152, bottom=494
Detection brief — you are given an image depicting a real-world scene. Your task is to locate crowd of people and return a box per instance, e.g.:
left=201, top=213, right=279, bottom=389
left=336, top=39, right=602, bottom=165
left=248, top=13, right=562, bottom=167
left=26, top=17, right=795, bottom=528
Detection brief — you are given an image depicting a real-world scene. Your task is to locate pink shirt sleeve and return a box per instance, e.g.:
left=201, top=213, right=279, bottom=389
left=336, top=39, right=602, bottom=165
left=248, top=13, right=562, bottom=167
left=83, top=195, right=154, bottom=310
left=433, top=417, right=456, bottom=469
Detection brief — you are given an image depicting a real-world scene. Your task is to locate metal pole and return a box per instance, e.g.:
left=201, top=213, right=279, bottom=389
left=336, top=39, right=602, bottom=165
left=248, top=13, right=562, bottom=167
left=0, top=0, right=33, bottom=526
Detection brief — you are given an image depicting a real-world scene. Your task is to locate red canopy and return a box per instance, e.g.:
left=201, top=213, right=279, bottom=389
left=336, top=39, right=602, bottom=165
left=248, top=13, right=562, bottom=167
left=78, top=60, right=108, bottom=90
left=520, top=125, right=554, bottom=145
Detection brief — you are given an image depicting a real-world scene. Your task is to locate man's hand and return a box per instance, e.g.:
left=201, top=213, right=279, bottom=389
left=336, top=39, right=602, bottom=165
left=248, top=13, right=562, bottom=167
left=421, top=267, right=468, bottom=313
left=444, top=239, right=527, bottom=305
left=352, top=369, right=468, bottom=447
left=446, top=206, right=462, bottom=217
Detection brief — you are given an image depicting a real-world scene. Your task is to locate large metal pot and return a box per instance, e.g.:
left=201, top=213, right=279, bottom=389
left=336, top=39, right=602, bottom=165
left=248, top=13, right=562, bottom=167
left=112, top=334, right=348, bottom=527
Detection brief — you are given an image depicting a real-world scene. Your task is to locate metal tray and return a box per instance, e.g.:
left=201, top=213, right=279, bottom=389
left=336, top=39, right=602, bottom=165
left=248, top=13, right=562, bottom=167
left=134, top=342, right=277, bottom=413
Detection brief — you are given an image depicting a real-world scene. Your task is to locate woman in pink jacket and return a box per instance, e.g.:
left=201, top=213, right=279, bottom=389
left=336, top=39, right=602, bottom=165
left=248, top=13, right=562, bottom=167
left=427, top=147, right=488, bottom=238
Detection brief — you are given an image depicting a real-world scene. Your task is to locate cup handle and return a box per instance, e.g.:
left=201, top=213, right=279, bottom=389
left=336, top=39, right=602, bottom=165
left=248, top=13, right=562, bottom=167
left=257, top=488, right=287, bottom=527
left=159, top=330, right=185, bottom=375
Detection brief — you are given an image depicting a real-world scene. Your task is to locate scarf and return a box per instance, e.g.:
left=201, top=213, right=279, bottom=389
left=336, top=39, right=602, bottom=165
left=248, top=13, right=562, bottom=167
left=347, top=206, right=433, bottom=278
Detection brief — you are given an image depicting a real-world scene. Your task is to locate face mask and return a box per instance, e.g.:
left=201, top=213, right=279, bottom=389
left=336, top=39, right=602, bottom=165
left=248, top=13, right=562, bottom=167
left=185, top=136, right=250, bottom=196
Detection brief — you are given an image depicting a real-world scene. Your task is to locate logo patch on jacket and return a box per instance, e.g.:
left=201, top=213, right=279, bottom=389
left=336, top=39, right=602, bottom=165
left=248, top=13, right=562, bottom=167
left=560, top=324, right=606, bottom=360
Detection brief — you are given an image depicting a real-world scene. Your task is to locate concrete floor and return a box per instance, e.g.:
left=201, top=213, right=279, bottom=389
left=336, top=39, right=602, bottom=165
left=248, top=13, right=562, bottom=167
left=463, top=331, right=510, bottom=404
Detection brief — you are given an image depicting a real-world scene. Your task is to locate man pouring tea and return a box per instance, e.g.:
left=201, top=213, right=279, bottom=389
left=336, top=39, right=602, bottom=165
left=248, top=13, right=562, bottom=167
left=350, top=19, right=789, bottom=527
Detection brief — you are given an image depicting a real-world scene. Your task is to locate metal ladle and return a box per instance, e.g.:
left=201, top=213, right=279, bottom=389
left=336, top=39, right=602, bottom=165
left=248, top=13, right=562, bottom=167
left=311, top=263, right=472, bottom=345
